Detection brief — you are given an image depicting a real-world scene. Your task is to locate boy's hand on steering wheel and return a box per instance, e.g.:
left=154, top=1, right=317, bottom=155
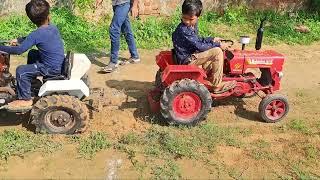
left=9, top=39, right=19, bottom=46
left=220, top=41, right=232, bottom=51
left=213, top=37, right=223, bottom=43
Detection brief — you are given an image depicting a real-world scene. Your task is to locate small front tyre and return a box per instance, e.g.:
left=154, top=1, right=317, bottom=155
left=259, top=94, right=289, bottom=123
left=31, top=95, right=89, bottom=134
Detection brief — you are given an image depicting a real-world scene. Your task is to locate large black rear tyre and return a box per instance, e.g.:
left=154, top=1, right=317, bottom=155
left=160, top=79, right=212, bottom=125
left=31, top=95, right=89, bottom=134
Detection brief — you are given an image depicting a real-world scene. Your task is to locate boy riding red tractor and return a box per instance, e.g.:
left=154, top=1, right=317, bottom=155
left=148, top=17, right=289, bottom=126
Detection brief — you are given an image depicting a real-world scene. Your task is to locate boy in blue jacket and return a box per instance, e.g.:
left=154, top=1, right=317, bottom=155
left=172, top=0, right=236, bottom=93
left=0, top=0, right=65, bottom=108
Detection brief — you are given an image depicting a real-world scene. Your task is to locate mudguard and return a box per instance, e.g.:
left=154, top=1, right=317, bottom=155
left=161, top=65, right=207, bottom=87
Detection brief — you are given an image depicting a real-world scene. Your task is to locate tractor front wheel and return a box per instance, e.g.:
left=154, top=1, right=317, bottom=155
left=259, top=94, right=289, bottom=123
left=31, top=95, right=89, bottom=134
left=160, top=79, right=212, bottom=125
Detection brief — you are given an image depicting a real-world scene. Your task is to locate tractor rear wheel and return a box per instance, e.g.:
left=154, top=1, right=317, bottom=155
left=259, top=94, right=289, bottom=123
left=31, top=95, right=89, bottom=134
left=160, top=79, right=212, bottom=125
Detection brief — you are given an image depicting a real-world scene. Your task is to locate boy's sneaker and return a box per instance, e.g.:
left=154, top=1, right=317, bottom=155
left=100, top=62, right=118, bottom=73
left=118, top=58, right=141, bottom=66
left=128, top=57, right=141, bottom=64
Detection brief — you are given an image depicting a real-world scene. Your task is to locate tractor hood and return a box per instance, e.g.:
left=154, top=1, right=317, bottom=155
left=231, top=50, right=284, bottom=63
left=227, top=49, right=285, bottom=74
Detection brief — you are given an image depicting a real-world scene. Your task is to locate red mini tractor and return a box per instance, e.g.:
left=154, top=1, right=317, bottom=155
left=148, top=19, right=289, bottom=125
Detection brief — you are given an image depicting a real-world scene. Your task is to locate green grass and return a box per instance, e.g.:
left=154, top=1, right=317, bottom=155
left=288, top=119, right=311, bottom=134
left=0, top=129, right=61, bottom=161
left=250, top=139, right=274, bottom=160
left=303, top=144, right=319, bottom=160
left=74, top=0, right=95, bottom=13
left=118, top=132, right=141, bottom=145
left=290, top=165, right=320, bottom=180
left=113, top=123, right=242, bottom=178
left=151, top=160, right=182, bottom=180
left=0, top=7, right=320, bottom=53
left=115, top=123, right=242, bottom=162
left=77, top=132, right=111, bottom=159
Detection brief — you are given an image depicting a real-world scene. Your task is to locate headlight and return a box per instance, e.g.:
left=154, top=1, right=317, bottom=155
left=278, top=72, right=284, bottom=79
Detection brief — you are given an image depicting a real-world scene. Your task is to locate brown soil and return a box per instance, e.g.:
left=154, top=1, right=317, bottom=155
left=0, top=43, right=320, bottom=179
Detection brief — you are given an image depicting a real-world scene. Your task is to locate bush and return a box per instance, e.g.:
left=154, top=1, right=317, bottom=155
left=0, top=7, right=319, bottom=53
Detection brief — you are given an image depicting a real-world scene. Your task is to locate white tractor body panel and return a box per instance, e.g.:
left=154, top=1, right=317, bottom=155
left=38, top=53, right=91, bottom=98
left=38, top=80, right=90, bottom=98
left=70, top=53, right=91, bottom=80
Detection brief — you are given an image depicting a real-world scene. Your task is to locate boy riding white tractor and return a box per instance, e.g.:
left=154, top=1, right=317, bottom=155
left=0, top=42, right=100, bottom=134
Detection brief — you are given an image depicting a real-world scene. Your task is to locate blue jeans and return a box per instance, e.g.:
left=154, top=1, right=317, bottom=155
left=16, top=50, right=61, bottom=100
left=109, top=2, right=139, bottom=64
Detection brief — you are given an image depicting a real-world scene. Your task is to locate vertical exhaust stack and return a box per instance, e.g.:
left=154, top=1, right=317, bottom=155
left=255, top=18, right=267, bottom=50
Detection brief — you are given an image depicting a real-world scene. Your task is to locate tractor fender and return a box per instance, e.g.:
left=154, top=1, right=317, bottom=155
left=161, top=65, right=207, bottom=87
left=38, top=80, right=90, bottom=99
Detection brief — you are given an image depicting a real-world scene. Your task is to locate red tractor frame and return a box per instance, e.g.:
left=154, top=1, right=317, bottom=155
left=148, top=19, right=289, bottom=125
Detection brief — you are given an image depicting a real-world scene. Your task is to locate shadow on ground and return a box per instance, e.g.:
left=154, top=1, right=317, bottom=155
left=215, top=97, right=263, bottom=122
left=106, top=79, right=264, bottom=124
left=0, top=110, right=35, bottom=131
left=105, top=79, right=167, bottom=126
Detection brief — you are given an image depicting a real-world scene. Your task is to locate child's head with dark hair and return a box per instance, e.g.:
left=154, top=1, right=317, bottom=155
left=25, top=0, right=50, bottom=27
left=181, top=0, right=203, bottom=27
left=182, top=0, right=203, bottom=17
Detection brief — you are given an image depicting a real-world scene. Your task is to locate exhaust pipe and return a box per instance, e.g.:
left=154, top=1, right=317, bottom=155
left=255, top=17, right=267, bottom=50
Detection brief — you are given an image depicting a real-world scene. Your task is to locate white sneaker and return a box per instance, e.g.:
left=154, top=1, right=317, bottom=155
left=129, top=58, right=140, bottom=64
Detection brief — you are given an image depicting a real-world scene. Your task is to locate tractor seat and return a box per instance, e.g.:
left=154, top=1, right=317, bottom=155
left=43, top=51, right=73, bottom=81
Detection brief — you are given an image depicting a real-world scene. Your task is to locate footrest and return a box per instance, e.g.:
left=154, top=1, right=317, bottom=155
left=2, top=105, right=32, bottom=113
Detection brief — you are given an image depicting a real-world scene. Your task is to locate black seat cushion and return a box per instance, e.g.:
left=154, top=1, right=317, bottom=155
left=43, top=75, right=66, bottom=81
left=43, top=51, right=72, bottom=81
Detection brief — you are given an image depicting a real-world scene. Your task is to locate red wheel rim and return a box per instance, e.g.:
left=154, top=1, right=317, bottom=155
left=172, top=92, right=202, bottom=120
left=265, top=100, right=286, bottom=121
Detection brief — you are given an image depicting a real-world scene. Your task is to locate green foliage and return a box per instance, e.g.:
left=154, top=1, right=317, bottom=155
left=0, top=129, right=61, bottom=161
left=152, top=160, right=182, bottom=180
left=51, top=7, right=107, bottom=52
left=116, top=123, right=241, bottom=160
left=0, top=7, right=319, bottom=53
left=303, top=144, right=319, bottom=160
left=0, top=15, right=34, bottom=40
left=250, top=139, right=274, bottom=160
left=78, top=132, right=111, bottom=159
left=291, top=165, right=320, bottom=180
left=289, top=119, right=311, bottom=134
left=74, top=0, right=95, bottom=12
left=310, top=0, right=320, bottom=12
left=119, top=132, right=141, bottom=145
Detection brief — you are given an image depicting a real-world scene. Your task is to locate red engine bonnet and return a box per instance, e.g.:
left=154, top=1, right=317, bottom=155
left=228, top=49, right=285, bottom=75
